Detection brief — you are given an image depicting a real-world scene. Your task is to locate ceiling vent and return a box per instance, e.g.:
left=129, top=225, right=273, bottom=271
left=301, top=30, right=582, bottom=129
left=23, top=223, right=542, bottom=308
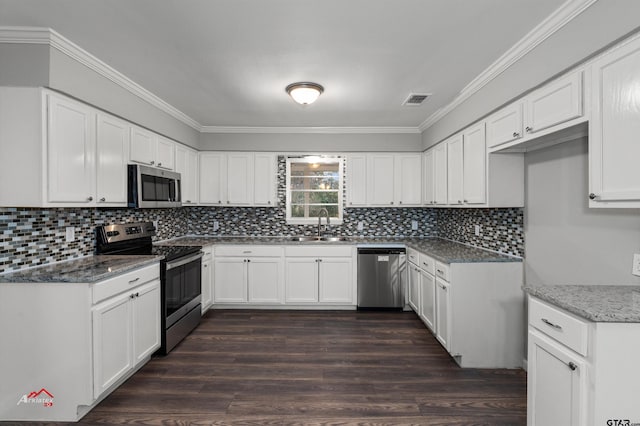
left=402, top=93, right=431, bottom=106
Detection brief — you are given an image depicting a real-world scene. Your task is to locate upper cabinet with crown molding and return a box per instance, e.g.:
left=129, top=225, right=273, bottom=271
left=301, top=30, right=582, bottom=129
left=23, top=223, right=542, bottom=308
left=129, top=127, right=175, bottom=171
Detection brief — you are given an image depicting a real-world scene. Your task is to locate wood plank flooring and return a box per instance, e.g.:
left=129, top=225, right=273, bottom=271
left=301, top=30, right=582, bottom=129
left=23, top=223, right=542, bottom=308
left=81, top=310, right=527, bottom=425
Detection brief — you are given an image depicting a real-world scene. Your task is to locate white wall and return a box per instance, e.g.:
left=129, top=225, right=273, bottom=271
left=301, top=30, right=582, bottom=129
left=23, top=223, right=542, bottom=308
left=524, top=137, right=640, bottom=286
left=199, top=132, right=422, bottom=152
left=422, top=0, right=640, bottom=149
left=0, top=44, right=49, bottom=86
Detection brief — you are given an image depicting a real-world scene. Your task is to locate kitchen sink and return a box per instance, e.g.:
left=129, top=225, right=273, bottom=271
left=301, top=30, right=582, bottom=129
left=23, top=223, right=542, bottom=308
left=289, top=236, right=350, bottom=242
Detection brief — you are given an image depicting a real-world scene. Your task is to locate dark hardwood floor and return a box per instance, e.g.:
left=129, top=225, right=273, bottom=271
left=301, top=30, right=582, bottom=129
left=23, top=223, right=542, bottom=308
left=81, top=310, right=527, bottom=425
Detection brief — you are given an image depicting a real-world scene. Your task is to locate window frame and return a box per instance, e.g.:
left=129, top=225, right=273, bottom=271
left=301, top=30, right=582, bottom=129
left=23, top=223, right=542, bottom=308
left=285, top=156, right=344, bottom=225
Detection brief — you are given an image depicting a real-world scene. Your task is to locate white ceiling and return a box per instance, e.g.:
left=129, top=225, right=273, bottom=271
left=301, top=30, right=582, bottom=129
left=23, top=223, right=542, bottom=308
left=0, top=0, right=566, bottom=129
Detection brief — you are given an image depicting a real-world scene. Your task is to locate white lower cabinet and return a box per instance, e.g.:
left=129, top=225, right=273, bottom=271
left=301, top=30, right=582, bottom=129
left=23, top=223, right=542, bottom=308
left=92, top=268, right=161, bottom=399
left=201, top=246, right=213, bottom=313
left=527, top=295, right=640, bottom=426
left=213, top=246, right=284, bottom=305
left=434, top=276, right=451, bottom=351
left=407, top=262, right=421, bottom=312
left=285, top=257, right=319, bottom=303
left=319, top=257, right=353, bottom=303
left=419, top=269, right=436, bottom=333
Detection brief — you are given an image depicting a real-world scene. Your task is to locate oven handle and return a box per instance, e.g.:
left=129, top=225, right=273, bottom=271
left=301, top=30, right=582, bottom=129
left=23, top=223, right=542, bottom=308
left=165, top=251, right=204, bottom=271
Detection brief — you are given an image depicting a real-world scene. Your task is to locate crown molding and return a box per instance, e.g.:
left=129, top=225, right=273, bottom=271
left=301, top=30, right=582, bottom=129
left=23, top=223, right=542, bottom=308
left=200, top=126, right=421, bottom=134
left=0, top=26, right=202, bottom=131
left=418, top=0, right=599, bottom=132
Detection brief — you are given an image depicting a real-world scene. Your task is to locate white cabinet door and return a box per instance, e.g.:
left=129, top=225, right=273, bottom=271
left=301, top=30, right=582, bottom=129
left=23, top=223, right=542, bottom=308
left=201, top=255, right=213, bottom=313
left=254, top=153, right=277, bottom=206
left=132, top=280, right=161, bottom=365
left=247, top=258, right=282, bottom=303
left=47, top=94, right=95, bottom=204
left=285, top=258, right=318, bottom=303
left=486, top=102, right=523, bottom=148
left=433, top=143, right=448, bottom=205
left=590, top=38, right=640, bottom=205
left=155, top=136, right=175, bottom=170
left=199, top=152, right=227, bottom=205
left=423, top=150, right=435, bottom=205
left=213, top=257, right=247, bottom=303
left=435, top=277, right=451, bottom=351
left=394, top=154, right=422, bottom=206
left=462, top=123, right=486, bottom=205
left=528, top=329, right=586, bottom=426
left=347, top=155, right=367, bottom=207
left=446, top=134, right=463, bottom=206
left=408, top=264, right=421, bottom=313
left=368, top=154, right=395, bottom=206
left=318, top=258, right=353, bottom=304
left=96, top=113, right=128, bottom=206
left=175, top=145, right=199, bottom=205
left=129, top=126, right=156, bottom=167
left=525, top=71, right=583, bottom=136
left=92, top=291, right=132, bottom=399
left=419, top=270, right=436, bottom=333
left=227, top=153, right=254, bottom=205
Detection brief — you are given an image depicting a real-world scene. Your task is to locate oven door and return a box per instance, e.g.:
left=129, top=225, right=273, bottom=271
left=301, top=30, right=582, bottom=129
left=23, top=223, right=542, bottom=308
left=164, top=252, right=203, bottom=327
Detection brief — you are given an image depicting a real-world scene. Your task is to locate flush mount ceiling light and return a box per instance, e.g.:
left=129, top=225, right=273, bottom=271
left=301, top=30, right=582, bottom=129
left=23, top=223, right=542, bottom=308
left=286, top=82, right=324, bottom=105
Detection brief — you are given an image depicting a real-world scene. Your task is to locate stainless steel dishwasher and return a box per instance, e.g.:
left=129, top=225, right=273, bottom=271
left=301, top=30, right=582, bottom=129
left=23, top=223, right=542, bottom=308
left=357, top=247, right=406, bottom=309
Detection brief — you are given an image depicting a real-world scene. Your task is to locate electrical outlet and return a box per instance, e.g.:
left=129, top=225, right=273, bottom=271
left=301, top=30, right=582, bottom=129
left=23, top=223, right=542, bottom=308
left=411, top=220, right=418, bottom=230
left=474, top=225, right=481, bottom=236
left=357, top=221, right=364, bottom=231
left=65, top=226, right=75, bottom=242
left=213, top=221, right=220, bottom=232
left=632, top=254, right=640, bottom=277
left=153, top=220, right=159, bottom=230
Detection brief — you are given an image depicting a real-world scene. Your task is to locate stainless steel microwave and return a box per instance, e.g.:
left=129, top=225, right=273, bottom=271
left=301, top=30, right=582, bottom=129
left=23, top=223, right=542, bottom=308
left=128, top=164, right=182, bottom=208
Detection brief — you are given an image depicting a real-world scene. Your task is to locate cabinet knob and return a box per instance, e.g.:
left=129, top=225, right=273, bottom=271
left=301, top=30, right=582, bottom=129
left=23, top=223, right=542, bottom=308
left=458, top=200, right=462, bottom=204
left=186, top=200, right=191, bottom=203
left=100, top=197, right=106, bottom=202
left=218, top=200, right=222, bottom=204
left=135, top=292, right=139, bottom=297
left=227, top=200, right=230, bottom=204
left=130, top=294, right=135, bottom=299
left=87, top=196, right=93, bottom=201
left=568, top=362, right=577, bottom=371
left=588, top=193, right=597, bottom=200
left=525, top=126, right=532, bottom=133
left=268, top=201, right=271, bottom=205
left=399, top=201, right=402, bottom=204
left=157, top=162, right=162, bottom=167
left=512, top=132, right=520, bottom=137
left=150, top=160, right=155, bottom=165
left=390, top=201, right=394, bottom=205
left=463, top=199, right=468, bottom=203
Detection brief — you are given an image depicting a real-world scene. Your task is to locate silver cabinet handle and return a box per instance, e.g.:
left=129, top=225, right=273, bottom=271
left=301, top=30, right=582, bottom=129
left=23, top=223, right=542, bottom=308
left=128, top=277, right=140, bottom=284
left=568, top=362, right=577, bottom=371
left=541, top=318, right=562, bottom=330
left=512, top=132, right=520, bottom=137
left=463, top=199, right=468, bottom=203
left=525, top=126, right=532, bottom=132
left=589, top=193, right=597, bottom=200
left=186, top=200, right=191, bottom=203
left=100, top=197, right=106, bottom=202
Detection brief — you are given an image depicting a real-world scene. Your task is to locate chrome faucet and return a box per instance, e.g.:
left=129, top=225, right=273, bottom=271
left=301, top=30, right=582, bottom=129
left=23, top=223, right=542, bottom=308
left=317, top=208, right=330, bottom=236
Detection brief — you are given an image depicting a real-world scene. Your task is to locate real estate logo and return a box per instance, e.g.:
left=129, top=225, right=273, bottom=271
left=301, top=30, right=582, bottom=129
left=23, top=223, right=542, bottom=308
left=16, top=388, right=54, bottom=407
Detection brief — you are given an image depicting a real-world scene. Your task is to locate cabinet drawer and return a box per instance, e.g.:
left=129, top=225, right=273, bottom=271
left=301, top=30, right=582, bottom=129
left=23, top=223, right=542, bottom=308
left=93, top=263, right=160, bottom=304
left=215, top=245, right=283, bottom=257
left=434, top=261, right=450, bottom=281
left=529, top=296, right=589, bottom=356
left=407, top=248, right=419, bottom=265
left=285, top=245, right=353, bottom=257
left=419, top=253, right=435, bottom=275
left=202, top=245, right=214, bottom=256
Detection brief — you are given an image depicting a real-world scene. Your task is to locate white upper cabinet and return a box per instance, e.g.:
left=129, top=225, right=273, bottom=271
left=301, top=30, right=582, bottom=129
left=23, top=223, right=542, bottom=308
left=130, top=126, right=175, bottom=171
left=394, top=154, right=422, bottom=206
left=422, top=149, right=435, bottom=206
left=589, top=35, right=640, bottom=207
left=346, top=155, right=367, bottom=207
left=433, top=143, right=448, bottom=205
left=199, top=152, right=227, bottom=205
left=253, top=153, right=277, bottom=207
left=175, top=144, right=199, bottom=205
left=367, top=154, right=395, bottom=206
left=47, top=93, right=96, bottom=204
left=462, top=123, right=486, bottom=205
left=486, top=102, right=523, bottom=149
left=226, top=153, right=254, bottom=205
left=96, top=113, right=129, bottom=206
left=525, top=71, right=583, bottom=136
left=446, top=134, right=464, bottom=206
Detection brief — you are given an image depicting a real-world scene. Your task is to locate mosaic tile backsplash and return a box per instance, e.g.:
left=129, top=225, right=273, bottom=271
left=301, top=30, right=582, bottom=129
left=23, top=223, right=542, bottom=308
left=0, top=156, right=523, bottom=274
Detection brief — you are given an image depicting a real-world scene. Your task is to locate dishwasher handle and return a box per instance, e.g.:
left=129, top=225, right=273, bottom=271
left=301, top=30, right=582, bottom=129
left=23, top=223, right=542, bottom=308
left=358, top=248, right=406, bottom=255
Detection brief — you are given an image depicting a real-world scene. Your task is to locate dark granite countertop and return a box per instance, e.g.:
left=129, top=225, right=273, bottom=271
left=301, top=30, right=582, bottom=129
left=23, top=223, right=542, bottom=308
left=523, top=284, right=640, bottom=323
left=0, top=255, right=162, bottom=284
left=157, top=236, right=521, bottom=264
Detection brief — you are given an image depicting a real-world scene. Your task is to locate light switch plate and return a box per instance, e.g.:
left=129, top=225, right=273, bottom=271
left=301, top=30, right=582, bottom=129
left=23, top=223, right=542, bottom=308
left=357, top=221, right=364, bottom=231
left=474, top=225, right=481, bottom=236
left=411, top=220, right=418, bottom=230
left=213, top=221, right=220, bottom=232
left=633, top=254, right=640, bottom=277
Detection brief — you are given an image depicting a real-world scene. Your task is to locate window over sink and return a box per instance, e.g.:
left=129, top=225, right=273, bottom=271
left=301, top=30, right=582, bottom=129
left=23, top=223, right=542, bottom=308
left=286, top=156, right=343, bottom=225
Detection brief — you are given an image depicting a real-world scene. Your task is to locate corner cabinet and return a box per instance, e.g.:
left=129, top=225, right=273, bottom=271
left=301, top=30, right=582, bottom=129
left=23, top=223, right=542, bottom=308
left=589, top=34, right=640, bottom=207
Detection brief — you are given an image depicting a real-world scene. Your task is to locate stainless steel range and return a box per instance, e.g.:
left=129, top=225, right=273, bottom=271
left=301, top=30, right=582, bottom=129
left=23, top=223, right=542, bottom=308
left=96, top=222, right=203, bottom=354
